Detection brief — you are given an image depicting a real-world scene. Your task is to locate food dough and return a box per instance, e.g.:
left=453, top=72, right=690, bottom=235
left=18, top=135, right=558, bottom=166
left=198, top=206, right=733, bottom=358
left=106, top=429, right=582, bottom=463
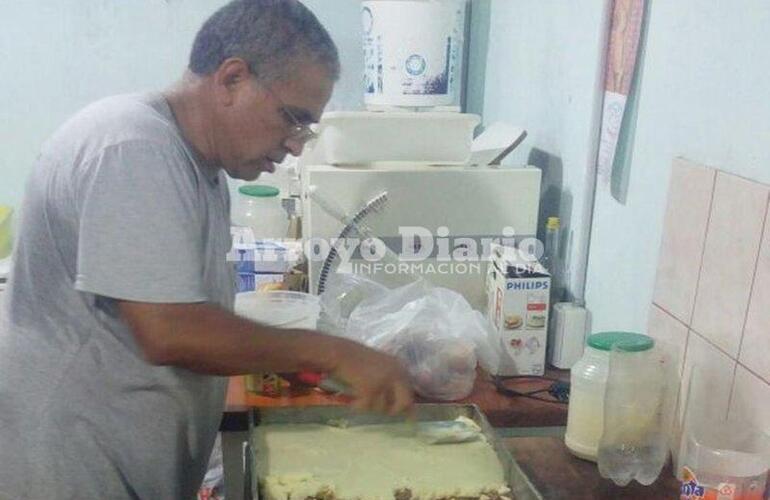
left=254, top=421, right=509, bottom=500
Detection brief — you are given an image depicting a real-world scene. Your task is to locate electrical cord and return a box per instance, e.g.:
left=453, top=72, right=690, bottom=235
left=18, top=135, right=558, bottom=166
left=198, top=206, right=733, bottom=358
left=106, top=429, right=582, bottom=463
left=492, top=375, right=570, bottom=405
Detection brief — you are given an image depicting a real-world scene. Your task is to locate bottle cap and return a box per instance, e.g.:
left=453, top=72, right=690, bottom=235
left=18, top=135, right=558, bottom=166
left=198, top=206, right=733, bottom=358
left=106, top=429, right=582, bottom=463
left=546, top=217, right=560, bottom=230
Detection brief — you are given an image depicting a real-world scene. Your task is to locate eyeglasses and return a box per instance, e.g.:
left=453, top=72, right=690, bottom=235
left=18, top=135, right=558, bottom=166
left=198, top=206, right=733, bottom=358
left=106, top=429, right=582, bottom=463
left=279, top=105, right=318, bottom=144
left=262, top=84, right=319, bottom=144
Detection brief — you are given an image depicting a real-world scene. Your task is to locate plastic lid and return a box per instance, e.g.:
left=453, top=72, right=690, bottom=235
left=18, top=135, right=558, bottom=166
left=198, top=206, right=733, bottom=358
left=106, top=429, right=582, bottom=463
left=239, top=185, right=280, bottom=198
left=587, top=331, right=654, bottom=352
left=546, top=217, right=560, bottom=230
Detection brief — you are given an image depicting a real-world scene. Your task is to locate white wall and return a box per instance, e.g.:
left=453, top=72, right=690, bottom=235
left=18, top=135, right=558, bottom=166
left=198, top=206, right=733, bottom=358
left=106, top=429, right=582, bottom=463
left=0, top=0, right=363, bottom=212
left=585, top=0, right=770, bottom=332
left=466, top=0, right=608, bottom=299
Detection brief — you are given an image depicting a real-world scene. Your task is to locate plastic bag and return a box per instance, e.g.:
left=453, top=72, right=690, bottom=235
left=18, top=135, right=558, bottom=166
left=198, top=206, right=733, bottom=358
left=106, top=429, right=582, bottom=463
left=321, top=274, right=501, bottom=401
left=318, top=272, right=389, bottom=334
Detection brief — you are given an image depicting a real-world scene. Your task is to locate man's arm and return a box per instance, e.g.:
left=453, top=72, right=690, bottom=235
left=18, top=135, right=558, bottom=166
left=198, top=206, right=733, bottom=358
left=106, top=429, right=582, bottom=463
left=118, top=301, right=334, bottom=375
left=117, top=301, right=414, bottom=415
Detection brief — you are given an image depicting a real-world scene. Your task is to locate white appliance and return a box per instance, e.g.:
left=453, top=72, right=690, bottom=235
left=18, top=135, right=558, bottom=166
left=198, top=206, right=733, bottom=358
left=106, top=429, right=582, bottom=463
left=548, top=302, right=589, bottom=369
left=300, top=163, right=541, bottom=310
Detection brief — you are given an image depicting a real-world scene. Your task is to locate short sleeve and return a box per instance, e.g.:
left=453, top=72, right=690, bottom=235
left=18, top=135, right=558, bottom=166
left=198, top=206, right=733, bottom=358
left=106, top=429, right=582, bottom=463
left=74, top=140, right=208, bottom=303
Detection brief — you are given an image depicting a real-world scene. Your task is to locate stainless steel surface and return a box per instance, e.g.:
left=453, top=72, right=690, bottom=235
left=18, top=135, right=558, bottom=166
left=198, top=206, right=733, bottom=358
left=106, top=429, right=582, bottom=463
left=244, top=404, right=543, bottom=500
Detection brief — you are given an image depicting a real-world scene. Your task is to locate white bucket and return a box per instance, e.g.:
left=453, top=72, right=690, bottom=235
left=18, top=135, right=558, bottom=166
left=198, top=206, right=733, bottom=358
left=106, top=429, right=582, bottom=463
left=362, top=0, right=466, bottom=109
left=234, top=291, right=321, bottom=329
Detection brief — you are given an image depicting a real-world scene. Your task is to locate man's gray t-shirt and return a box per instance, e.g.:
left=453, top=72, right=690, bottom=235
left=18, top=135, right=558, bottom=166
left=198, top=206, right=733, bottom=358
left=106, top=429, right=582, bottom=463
left=0, top=93, right=236, bottom=499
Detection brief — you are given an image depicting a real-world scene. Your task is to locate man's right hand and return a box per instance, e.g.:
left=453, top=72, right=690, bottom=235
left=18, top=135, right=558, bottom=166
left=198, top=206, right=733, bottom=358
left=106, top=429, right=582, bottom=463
left=321, top=337, right=415, bottom=416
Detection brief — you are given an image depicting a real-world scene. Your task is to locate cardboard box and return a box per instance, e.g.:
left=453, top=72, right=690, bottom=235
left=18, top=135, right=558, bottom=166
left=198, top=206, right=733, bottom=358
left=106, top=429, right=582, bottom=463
left=487, top=244, right=551, bottom=376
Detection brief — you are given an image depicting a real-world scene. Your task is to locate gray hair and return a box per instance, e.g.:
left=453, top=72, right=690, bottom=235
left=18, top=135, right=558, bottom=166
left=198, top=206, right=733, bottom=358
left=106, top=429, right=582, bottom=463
left=189, top=0, right=340, bottom=82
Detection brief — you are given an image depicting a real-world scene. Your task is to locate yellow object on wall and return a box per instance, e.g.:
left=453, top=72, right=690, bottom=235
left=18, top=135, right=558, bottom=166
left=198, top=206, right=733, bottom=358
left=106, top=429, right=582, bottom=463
left=0, top=206, right=13, bottom=259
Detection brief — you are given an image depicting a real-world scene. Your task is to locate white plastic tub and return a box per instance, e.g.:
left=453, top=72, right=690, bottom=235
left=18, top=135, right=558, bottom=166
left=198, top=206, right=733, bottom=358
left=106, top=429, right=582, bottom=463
left=234, top=291, right=321, bottom=329
left=314, top=111, right=480, bottom=166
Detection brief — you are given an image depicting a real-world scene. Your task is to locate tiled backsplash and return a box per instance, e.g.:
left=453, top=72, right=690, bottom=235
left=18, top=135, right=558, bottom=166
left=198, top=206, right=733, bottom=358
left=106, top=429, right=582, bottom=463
left=650, top=157, right=770, bottom=435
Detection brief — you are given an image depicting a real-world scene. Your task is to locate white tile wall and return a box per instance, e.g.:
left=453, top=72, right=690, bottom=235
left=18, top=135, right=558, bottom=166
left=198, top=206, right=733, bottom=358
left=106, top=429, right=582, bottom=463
left=690, top=172, right=769, bottom=357
left=739, top=202, right=770, bottom=382
left=730, top=366, right=770, bottom=434
left=652, top=158, right=715, bottom=324
left=647, top=304, right=689, bottom=377
left=650, top=159, right=770, bottom=465
left=680, top=332, right=736, bottom=422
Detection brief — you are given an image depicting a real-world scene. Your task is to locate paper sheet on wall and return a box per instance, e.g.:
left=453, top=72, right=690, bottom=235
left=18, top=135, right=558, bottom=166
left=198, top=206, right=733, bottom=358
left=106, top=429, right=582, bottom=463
left=597, top=0, right=646, bottom=190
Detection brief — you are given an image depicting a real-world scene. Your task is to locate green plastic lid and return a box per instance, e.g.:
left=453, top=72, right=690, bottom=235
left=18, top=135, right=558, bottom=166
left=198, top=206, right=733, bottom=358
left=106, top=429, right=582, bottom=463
left=587, top=331, right=654, bottom=352
left=239, top=185, right=280, bottom=198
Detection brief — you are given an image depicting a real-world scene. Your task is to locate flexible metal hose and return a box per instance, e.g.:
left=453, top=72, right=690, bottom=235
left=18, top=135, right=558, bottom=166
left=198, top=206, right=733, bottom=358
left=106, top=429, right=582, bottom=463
left=316, top=191, right=389, bottom=294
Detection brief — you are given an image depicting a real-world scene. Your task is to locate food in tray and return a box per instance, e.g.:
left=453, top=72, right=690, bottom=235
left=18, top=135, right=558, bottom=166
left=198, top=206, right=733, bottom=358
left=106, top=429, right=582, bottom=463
left=254, top=420, right=511, bottom=500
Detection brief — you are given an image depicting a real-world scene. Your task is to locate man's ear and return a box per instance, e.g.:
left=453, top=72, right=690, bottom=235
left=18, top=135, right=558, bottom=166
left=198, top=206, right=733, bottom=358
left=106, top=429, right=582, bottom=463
left=212, top=58, right=254, bottom=106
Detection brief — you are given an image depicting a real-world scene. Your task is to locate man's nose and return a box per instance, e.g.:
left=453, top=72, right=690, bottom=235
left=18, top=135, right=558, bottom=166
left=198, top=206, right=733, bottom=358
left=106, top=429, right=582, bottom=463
left=283, top=137, right=305, bottom=157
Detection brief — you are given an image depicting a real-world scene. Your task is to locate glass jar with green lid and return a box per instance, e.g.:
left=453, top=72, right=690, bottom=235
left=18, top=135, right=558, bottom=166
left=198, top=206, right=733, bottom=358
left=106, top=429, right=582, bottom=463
left=232, top=184, right=287, bottom=239
left=565, top=331, right=655, bottom=461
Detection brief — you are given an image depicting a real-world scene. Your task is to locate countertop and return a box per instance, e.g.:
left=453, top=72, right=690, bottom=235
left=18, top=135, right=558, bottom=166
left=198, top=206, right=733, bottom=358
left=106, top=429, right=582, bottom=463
left=221, top=369, right=570, bottom=431
left=505, top=436, right=680, bottom=499
left=220, top=369, right=680, bottom=499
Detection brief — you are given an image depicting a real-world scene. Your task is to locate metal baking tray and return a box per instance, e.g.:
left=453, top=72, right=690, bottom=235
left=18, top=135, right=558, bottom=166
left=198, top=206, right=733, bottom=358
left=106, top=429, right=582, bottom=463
left=243, top=404, right=542, bottom=500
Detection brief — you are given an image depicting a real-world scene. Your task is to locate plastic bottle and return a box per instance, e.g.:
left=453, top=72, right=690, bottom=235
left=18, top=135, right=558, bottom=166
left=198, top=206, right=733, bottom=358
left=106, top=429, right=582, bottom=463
left=542, top=217, right=563, bottom=302
left=597, top=340, right=677, bottom=486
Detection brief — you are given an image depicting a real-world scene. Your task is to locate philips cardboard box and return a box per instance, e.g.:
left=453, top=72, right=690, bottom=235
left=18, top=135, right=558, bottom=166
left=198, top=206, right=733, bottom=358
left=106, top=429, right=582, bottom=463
left=487, top=244, right=551, bottom=376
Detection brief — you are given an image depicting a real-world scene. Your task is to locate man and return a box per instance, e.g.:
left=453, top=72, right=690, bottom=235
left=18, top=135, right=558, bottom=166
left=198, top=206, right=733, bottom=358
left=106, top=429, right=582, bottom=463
left=0, top=1, right=413, bottom=498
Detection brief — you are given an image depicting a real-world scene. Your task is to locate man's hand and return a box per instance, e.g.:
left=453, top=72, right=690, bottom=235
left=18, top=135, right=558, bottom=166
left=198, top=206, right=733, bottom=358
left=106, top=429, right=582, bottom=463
left=322, top=338, right=414, bottom=416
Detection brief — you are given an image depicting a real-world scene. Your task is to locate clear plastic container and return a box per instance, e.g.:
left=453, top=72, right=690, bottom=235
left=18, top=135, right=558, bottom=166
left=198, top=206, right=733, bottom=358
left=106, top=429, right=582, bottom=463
left=234, top=291, right=321, bottom=330
left=231, top=184, right=288, bottom=239
left=680, top=420, right=770, bottom=499
left=677, top=366, right=770, bottom=499
left=565, top=331, right=654, bottom=461
left=235, top=291, right=322, bottom=395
